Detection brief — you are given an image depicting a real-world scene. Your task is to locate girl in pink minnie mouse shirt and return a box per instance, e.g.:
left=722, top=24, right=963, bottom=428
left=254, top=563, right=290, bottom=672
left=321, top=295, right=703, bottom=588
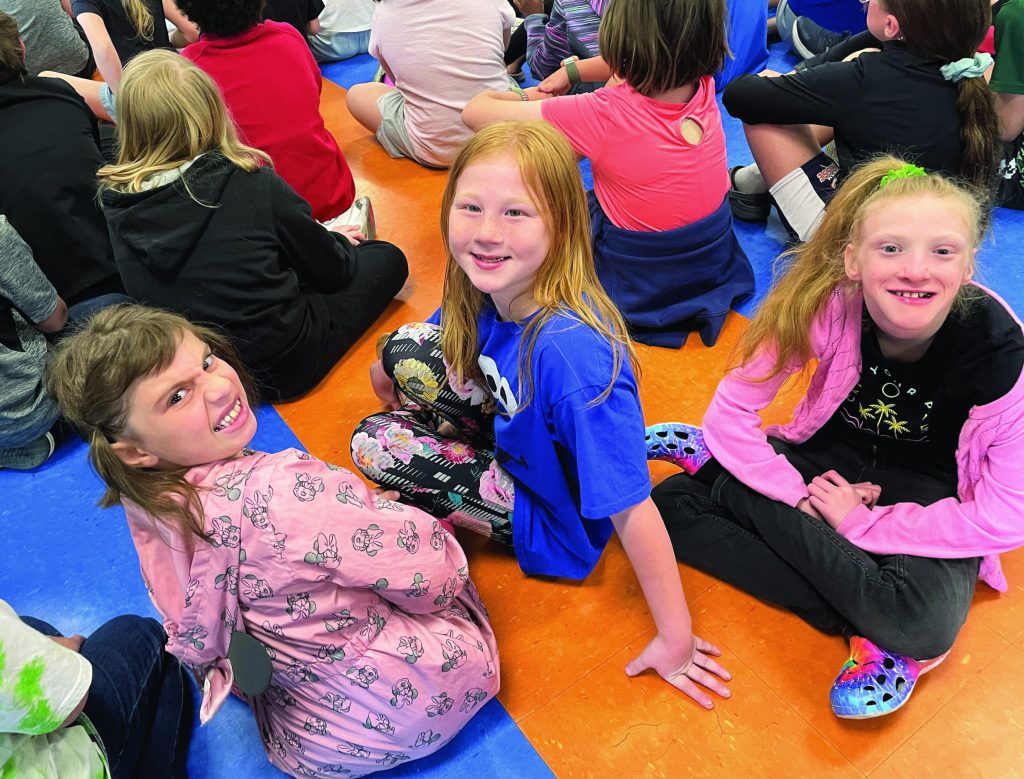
left=49, top=304, right=499, bottom=779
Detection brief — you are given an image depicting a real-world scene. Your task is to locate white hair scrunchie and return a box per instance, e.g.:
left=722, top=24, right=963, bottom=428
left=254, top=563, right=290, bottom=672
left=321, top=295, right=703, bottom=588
left=940, top=52, right=994, bottom=82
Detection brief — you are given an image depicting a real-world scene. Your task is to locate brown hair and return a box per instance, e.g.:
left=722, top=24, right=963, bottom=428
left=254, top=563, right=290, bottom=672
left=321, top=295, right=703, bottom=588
left=737, top=156, right=983, bottom=379
left=47, top=305, right=257, bottom=541
left=882, top=0, right=999, bottom=191
left=98, top=50, right=270, bottom=195
left=439, top=121, right=638, bottom=411
left=599, top=0, right=728, bottom=96
left=0, top=12, right=26, bottom=84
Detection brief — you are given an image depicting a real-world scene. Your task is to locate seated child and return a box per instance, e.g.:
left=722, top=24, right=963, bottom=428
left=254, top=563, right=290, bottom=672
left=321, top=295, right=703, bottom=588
left=0, top=216, right=66, bottom=470
left=345, top=0, right=515, bottom=168
left=353, top=121, right=733, bottom=709
left=96, top=51, right=407, bottom=401
left=5, top=0, right=91, bottom=76
left=648, top=158, right=1024, bottom=719
left=308, top=0, right=375, bottom=63
left=463, top=0, right=753, bottom=347
left=724, top=0, right=999, bottom=242
left=519, top=0, right=606, bottom=89
left=0, top=601, right=190, bottom=778
left=178, top=0, right=358, bottom=222
left=48, top=305, right=500, bottom=778
left=263, top=0, right=324, bottom=38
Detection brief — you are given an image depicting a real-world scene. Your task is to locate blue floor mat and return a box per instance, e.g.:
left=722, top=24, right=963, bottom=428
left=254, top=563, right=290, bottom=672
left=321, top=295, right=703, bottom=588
left=0, top=404, right=551, bottom=778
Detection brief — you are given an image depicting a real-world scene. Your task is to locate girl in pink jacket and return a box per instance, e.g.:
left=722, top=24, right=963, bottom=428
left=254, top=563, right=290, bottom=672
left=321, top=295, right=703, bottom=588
left=48, top=305, right=499, bottom=778
left=647, top=157, right=1024, bottom=720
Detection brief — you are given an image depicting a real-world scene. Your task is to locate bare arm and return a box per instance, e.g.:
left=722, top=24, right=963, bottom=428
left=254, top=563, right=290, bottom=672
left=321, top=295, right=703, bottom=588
left=613, top=497, right=732, bottom=708
left=995, top=91, right=1024, bottom=142
left=462, top=88, right=545, bottom=130
left=76, top=12, right=122, bottom=90
left=307, top=17, right=320, bottom=35
left=162, top=0, right=199, bottom=44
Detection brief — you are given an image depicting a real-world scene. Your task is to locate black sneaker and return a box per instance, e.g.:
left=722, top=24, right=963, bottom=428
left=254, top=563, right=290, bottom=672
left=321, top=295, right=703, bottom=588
left=728, top=166, right=771, bottom=222
left=0, top=431, right=55, bottom=470
left=791, top=16, right=850, bottom=60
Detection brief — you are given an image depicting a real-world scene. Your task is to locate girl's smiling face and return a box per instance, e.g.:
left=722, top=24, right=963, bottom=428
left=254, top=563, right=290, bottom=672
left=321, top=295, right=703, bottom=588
left=447, top=154, right=551, bottom=321
left=112, top=330, right=257, bottom=469
left=844, top=193, right=976, bottom=358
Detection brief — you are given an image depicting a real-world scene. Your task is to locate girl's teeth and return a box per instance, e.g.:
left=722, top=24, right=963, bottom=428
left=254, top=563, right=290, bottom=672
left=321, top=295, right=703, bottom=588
left=895, top=291, right=931, bottom=298
left=214, top=400, right=242, bottom=432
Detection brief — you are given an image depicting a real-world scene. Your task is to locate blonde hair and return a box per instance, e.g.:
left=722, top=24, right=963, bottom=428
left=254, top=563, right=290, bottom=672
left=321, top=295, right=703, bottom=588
left=440, top=121, right=638, bottom=410
left=738, top=156, right=983, bottom=379
left=47, top=305, right=257, bottom=541
left=98, top=50, right=270, bottom=195
left=122, top=0, right=154, bottom=41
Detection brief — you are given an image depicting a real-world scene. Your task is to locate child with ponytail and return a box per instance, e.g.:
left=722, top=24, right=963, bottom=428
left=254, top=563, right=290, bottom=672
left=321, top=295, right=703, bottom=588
left=648, top=157, right=1024, bottom=718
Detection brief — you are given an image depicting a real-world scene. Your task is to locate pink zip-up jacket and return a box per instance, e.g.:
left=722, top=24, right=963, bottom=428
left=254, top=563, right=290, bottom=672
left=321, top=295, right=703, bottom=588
left=122, top=449, right=499, bottom=777
left=703, top=283, right=1024, bottom=592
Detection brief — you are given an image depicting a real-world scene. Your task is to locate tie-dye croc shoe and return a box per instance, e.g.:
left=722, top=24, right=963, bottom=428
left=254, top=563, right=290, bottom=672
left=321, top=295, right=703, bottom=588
left=644, top=423, right=711, bottom=475
left=829, top=636, right=947, bottom=719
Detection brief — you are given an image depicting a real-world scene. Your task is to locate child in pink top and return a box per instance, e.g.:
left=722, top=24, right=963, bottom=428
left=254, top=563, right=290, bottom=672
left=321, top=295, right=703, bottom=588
left=49, top=306, right=499, bottom=778
left=647, top=159, right=1024, bottom=721
left=462, top=0, right=751, bottom=347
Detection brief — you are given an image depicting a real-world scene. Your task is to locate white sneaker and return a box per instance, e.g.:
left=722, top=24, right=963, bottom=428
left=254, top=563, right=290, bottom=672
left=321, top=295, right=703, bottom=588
left=323, top=196, right=376, bottom=240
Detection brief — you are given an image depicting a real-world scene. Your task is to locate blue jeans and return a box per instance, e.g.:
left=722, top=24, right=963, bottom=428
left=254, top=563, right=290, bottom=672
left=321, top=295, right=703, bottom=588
left=22, top=615, right=191, bottom=779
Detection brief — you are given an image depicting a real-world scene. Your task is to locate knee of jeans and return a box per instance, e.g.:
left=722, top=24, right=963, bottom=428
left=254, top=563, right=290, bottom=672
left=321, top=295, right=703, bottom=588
left=871, top=614, right=960, bottom=661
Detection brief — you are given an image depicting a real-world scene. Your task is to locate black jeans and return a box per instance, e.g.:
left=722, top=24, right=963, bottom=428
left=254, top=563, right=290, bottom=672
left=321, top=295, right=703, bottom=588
left=652, top=433, right=981, bottom=659
left=22, top=615, right=192, bottom=779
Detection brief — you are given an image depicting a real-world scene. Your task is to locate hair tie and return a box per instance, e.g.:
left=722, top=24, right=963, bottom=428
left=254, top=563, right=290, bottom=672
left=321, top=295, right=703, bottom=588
left=879, top=163, right=927, bottom=188
left=940, top=53, right=993, bottom=83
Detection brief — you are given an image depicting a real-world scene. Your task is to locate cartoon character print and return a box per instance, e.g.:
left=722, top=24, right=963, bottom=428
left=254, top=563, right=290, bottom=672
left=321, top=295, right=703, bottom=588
left=351, top=524, right=384, bottom=557
left=375, top=495, right=404, bottom=512
left=316, top=643, right=346, bottom=664
left=430, top=520, right=449, bottom=552
left=363, top=712, right=396, bottom=735
left=398, top=635, right=425, bottom=664
left=285, top=659, right=320, bottom=685
left=303, top=532, right=341, bottom=568
left=390, top=678, right=419, bottom=709
left=214, top=565, right=240, bottom=595
left=243, top=486, right=274, bottom=529
left=319, top=691, right=352, bottom=713
left=267, top=684, right=297, bottom=708
left=265, top=727, right=287, bottom=759
left=240, top=574, right=273, bottom=601
left=324, top=610, right=358, bottom=633
left=345, top=665, right=380, bottom=689
left=209, top=516, right=241, bottom=548
left=336, top=743, right=370, bottom=759
left=221, top=608, right=237, bottom=634
left=359, top=605, right=386, bottom=642
left=292, top=762, right=317, bottom=778
left=177, top=625, right=207, bottom=651
left=406, top=573, right=430, bottom=598
left=460, top=687, right=488, bottom=714
left=335, top=482, right=365, bottom=508
left=319, top=765, right=353, bottom=776
left=283, top=730, right=304, bottom=753
left=286, top=592, right=316, bottom=620
left=440, top=637, right=467, bottom=672
left=303, top=716, right=331, bottom=736
left=396, top=519, right=420, bottom=554
left=410, top=730, right=442, bottom=749
left=270, top=527, right=288, bottom=558
left=426, top=692, right=454, bottom=717
left=211, top=465, right=252, bottom=501
left=184, top=578, right=199, bottom=608
left=378, top=752, right=411, bottom=767
left=433, top=576, right=458, bottom=608
left=293, top=473, right=325, bottom=502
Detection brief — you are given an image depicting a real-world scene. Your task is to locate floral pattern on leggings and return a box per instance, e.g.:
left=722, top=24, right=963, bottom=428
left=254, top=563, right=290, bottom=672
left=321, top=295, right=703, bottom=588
left=352, top=324, right=515, bottom=546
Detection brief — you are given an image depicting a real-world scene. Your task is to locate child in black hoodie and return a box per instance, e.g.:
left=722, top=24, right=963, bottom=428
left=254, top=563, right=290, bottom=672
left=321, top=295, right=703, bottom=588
left=97, top=50, right=408, bottom=401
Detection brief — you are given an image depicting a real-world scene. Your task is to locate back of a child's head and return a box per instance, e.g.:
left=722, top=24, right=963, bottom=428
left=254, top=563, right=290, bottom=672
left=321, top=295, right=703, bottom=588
left=599, top=0, right=727, bottom=96
left=48, top=304, right=252, bottom=538
left=738, top=156, right=983, bottom=376
left=98, top=50, right=268, bottom=194
left=884, top=0, right=998, bottom=189
left=0, top=11, right=26, bottom=85
left=121, top=0, right=155, bottom=41
left=440, top=121, right=636, bottom=400
left=175, top=0, right=265, bottom=38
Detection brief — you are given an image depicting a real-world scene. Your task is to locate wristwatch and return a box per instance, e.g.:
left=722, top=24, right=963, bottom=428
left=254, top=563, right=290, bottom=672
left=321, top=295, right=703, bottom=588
left=561, top=56, right=581, bottom=86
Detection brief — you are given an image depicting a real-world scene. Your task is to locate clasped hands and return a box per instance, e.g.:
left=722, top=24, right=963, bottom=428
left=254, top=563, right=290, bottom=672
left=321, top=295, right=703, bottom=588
left=798, top=470, right=881, bottom=528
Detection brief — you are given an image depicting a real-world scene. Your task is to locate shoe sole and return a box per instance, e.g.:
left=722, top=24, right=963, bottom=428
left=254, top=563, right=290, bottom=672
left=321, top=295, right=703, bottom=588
left=728, top=166, right=771, bottom=222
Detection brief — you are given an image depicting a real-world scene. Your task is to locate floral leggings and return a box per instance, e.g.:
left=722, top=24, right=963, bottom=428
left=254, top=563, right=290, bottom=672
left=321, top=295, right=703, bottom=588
left=350, top=323, right=515, bottom=546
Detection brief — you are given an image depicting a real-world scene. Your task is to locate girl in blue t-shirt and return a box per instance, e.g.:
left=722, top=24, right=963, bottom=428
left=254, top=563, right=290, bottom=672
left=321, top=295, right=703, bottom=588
left=352, top=120, right=732, bottom=708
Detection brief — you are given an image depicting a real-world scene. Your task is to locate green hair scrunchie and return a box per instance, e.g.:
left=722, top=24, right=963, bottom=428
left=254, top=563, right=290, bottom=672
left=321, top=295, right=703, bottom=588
left=879, top=163, right=927, bottom=189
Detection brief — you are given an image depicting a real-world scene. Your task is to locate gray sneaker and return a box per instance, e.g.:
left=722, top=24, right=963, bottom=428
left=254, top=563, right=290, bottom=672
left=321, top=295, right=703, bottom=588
left=0, top=431, right=55, bottom=470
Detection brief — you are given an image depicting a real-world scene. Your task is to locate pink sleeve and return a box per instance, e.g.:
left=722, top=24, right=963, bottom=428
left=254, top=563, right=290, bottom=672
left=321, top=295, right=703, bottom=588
left=269, top=451, right=474, bottom=615
left=702, top=349, right=811, bottom=507
left=541, top=90, right=608, bottom=159
left=837, top=415, right=1024, bottom=558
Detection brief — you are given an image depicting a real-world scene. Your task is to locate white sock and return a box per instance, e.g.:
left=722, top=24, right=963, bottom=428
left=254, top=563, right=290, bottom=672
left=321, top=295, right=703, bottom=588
left=733, top=163, right=768, bottom=194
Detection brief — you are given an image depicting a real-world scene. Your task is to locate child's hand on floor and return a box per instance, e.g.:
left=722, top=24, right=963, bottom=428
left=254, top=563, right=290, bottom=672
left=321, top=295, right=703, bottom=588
left=625, top=633, right=731, bottom=709
left=330, top=224, right=366, bottom=246
left=808, top=470, right=868, bottom=529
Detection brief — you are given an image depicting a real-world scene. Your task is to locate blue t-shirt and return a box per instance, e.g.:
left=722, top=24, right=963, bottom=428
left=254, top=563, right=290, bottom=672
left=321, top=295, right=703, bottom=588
left=476, top=305, right=651, bottom=579
left=788, top=0, right=868, bottom=34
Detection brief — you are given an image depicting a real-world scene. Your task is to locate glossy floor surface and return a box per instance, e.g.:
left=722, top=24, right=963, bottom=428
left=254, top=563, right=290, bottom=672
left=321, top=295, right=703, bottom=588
left=3, top=36, right=1024, bottom=779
